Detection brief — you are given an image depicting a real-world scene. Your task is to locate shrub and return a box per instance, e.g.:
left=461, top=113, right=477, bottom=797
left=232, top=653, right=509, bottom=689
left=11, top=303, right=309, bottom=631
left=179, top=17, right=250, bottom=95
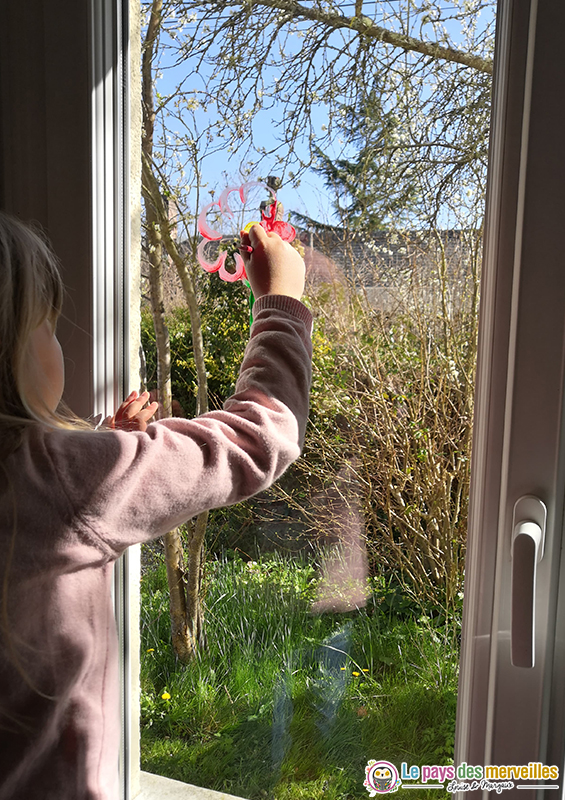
left=141, top=274, right=250, bottom=417
left=141, top=232, right=481, bottom=607
left=277, top=233, right=481, bottom=607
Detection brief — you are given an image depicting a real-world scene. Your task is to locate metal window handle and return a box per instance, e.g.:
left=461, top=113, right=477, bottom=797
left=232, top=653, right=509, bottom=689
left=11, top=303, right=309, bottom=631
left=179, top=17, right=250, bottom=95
left=511, top=496, right=547, bottom=668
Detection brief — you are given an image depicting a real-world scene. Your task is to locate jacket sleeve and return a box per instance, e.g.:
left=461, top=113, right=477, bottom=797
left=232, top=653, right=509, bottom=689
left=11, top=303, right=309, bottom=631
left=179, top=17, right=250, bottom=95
left=47, top=295, right=313, bottom=557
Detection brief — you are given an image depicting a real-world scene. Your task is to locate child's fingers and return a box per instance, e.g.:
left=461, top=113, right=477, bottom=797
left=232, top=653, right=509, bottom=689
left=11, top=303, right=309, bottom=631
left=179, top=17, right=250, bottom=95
left=115, top=391, right=152, bottom=422
left=125, top=391, right=149, bottom=412
left=239, top=230, right=253, bottom=261
left=113, top=403, right=159, bottom=431
left=120, top=403, right=159, bottom=431
left=241, top=225, right=271, bottom=272
left=137, top=402, right=159, bottom=422
left=114, top=390, right=139, bottom=417
left=247, top=224, right=268, bottom=247
left=120, top=390, right=138, bottom=408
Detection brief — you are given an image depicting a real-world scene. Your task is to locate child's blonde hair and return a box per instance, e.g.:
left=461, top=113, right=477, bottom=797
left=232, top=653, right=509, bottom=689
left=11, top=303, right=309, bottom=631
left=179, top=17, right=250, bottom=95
left=0, top=213, right=87, bottom=725
left=0, top=212, right=82, bottom=457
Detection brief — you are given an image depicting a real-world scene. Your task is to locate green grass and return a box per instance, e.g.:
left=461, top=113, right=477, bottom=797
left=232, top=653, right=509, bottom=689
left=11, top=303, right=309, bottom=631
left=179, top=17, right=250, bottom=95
left=140, top=552, right=460, bottom=800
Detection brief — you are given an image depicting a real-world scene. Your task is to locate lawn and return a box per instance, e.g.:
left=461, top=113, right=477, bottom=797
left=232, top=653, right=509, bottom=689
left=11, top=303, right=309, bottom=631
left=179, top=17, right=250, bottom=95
left=140, top=551, right=460, bottom=800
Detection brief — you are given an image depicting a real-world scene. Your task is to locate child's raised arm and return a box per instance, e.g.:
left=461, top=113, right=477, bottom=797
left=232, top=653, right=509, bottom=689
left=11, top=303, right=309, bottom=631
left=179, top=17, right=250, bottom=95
left=42, top=294, right=313, bottom=554
left=104, top=228, right=305, bottom=432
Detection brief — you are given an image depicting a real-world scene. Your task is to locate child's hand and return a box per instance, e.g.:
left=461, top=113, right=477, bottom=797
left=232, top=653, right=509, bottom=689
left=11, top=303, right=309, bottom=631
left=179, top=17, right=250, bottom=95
left=104, top=391, right=159, bottom=432
left=240, top=225, right=305, bottom=300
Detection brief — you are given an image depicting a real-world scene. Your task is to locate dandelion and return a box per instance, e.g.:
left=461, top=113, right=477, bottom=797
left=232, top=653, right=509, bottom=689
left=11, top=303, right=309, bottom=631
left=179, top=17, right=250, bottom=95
left=362, top=668, right=369, bottom=672
left=161, top=691, right=171, bottom=700
left=340, top=667, right=347, bottom=671
left=352, top=671, right=360, bottom=677
left=146, top=648, right=155, bottom=653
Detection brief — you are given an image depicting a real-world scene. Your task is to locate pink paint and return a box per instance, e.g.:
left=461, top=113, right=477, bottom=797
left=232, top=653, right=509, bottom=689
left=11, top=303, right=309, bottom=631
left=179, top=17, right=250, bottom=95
left=197, top=181, right=296, bottom=284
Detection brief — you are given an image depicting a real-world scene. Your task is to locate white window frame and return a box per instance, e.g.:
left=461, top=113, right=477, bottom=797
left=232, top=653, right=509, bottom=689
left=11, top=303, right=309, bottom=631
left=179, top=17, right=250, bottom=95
left=91, top=1, right=142, bottom=797
left=1, top=1, right=141, bottom=797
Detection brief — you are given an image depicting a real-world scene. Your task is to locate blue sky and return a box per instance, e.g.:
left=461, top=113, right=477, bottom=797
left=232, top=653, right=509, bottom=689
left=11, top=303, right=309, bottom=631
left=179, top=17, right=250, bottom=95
left=150, top=1, right=496, bottom=231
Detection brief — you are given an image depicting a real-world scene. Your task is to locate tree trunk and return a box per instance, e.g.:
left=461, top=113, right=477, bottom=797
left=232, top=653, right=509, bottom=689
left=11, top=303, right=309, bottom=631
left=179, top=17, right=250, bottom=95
left=142, top=0, right=200, bottom=662
left=141, top=154, right=210, bottom=654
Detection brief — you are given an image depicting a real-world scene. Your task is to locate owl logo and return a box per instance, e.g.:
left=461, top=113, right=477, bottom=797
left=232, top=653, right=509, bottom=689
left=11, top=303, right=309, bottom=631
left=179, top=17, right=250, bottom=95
left=364, top=760, right=401, bottom=795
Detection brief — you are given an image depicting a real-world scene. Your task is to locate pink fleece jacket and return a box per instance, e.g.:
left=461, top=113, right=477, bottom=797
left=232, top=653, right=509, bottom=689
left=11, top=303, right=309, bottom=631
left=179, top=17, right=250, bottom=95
left=0, top=294, right=312, bottom=800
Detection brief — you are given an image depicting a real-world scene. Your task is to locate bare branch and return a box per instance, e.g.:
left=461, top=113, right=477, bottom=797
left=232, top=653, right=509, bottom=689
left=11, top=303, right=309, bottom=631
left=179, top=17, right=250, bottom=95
left=240, top=0, right=493, bottom=73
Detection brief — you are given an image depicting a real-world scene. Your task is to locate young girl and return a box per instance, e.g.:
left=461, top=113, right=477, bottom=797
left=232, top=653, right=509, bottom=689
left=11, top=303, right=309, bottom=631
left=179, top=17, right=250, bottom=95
left=0, top=211, right=312, bottom=799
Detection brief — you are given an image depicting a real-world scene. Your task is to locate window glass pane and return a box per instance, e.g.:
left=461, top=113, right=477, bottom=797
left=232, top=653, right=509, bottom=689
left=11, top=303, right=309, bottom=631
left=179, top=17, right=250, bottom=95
left=138, top=1, right=496, bottom=796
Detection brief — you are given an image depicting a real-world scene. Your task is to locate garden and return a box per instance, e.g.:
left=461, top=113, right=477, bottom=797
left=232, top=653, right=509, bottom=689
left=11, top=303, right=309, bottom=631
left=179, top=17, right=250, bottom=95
left=139, top=235, right=479, bottom=798
left=138, top=0, right=493, bottom=794
left=140, top=552, right=460, bottom=799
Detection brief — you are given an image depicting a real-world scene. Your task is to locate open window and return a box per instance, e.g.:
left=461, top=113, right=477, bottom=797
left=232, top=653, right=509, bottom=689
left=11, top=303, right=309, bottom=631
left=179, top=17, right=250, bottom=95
left=3, top=0, right=565, bottom=798
left=457, top=0, right=565, bottom=782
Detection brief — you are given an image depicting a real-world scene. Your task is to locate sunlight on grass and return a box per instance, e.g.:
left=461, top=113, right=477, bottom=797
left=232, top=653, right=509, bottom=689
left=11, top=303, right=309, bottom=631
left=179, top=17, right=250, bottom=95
left=140, top=551, right=459, bottom=800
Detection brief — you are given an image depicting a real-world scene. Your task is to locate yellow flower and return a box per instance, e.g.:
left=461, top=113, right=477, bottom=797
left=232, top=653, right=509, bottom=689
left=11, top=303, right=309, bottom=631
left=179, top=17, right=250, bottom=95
left=146, top=648, right=155, bottom=653
left=362, top=668, right=369, bottom=672
left=161, top=691, right=171, bottom=700
left=340, top=667, right=347, bottom=671
left=352, top=671, right=360, bottom=677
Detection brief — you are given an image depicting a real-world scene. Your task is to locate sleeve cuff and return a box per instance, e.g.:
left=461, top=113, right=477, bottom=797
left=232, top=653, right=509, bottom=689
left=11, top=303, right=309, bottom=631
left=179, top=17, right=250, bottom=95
left=252, top=294, right=313, bottom=330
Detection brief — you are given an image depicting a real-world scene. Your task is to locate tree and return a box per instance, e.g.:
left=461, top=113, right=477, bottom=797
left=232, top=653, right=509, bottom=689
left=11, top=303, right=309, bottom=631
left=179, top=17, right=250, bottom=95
left=138, top=0, right=495, bottom=624
left=299, top=52, right=491, bottom=231
left=142, top=0, right=212, bottom=661
left=297, top=89, right=421, bottom=233
left=149, top=0, right=494, bottom=224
